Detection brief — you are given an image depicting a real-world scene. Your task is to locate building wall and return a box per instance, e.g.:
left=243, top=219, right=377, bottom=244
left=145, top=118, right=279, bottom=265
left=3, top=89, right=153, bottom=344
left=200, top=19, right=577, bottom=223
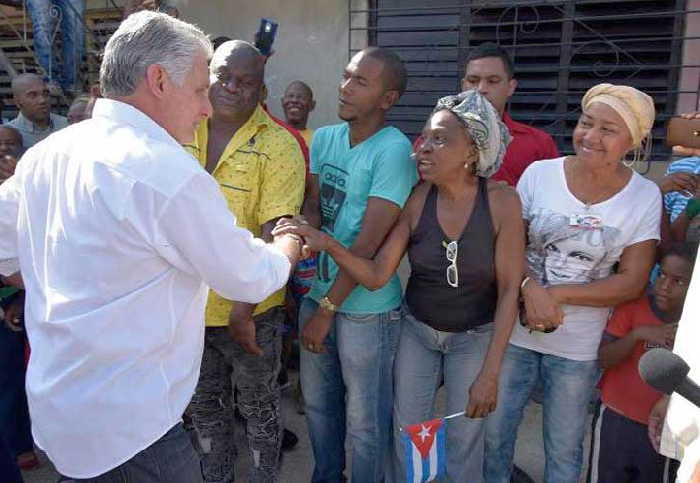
left=176, top=0, right=349, bottom=130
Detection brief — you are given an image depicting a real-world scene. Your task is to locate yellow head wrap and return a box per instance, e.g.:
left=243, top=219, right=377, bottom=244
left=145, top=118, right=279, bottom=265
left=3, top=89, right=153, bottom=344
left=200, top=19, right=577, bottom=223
left=581, top=83, right=655, bottom=163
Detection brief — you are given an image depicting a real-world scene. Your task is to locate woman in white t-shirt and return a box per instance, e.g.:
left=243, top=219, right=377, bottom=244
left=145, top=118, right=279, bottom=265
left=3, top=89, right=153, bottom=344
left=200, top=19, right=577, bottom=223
left=484, top=83, right=662, bottom=483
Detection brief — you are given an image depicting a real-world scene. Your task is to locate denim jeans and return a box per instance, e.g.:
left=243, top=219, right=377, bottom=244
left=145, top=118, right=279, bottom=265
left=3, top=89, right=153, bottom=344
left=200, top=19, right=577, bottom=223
left=394, top=307, right=493, bottom=483
left=299, top=298, right=400, bottom=483
left=0, top=435, right=22, bottom=483
left=71, top=423, right=202, bottom=483
left=26, top=0, right=86, bottom=92
left=188, top=307, right=285, bottom=483
left=484, top=344, right=600, bottom=483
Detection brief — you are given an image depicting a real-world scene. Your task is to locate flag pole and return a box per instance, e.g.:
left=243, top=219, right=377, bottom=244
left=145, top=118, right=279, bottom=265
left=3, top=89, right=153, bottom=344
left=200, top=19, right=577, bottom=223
left=444, top=411, right=465, bottom=420
left=398, top=411, right=466, bottom=432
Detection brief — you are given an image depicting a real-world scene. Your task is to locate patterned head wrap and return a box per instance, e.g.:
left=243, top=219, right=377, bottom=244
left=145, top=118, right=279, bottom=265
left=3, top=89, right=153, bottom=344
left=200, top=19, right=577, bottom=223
left=581, top=83, right=655, bottom=163
left=433, top=89, right=512, bottom=178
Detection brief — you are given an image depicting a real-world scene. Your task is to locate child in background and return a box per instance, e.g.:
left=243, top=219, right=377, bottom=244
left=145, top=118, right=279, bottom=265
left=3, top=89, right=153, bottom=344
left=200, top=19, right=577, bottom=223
left=589, top=243, right=697, bottom=483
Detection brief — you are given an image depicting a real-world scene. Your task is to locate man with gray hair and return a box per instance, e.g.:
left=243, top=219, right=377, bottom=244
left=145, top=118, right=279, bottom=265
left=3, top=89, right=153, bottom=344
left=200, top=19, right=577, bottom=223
left=0, top=11, right=304, bottom=483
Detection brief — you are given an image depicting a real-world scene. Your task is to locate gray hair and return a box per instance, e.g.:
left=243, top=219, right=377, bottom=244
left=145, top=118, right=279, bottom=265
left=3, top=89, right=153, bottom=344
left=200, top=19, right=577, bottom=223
left=100, top=11, right=213, bottom=97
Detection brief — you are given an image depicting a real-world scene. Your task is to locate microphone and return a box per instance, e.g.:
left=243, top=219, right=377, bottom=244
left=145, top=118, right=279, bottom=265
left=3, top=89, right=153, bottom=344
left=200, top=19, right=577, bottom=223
left=639, top=348, right=700, bottom=408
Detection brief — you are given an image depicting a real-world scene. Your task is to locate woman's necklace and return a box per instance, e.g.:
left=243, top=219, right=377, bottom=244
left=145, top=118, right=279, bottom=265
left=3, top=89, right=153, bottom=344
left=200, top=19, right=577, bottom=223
left=572, top=157, right=625, bottom=211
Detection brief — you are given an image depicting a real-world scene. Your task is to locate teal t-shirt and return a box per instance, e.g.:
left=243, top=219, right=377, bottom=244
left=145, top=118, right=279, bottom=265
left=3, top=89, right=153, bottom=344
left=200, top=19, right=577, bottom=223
left=308, top=123, right=418, bottom=314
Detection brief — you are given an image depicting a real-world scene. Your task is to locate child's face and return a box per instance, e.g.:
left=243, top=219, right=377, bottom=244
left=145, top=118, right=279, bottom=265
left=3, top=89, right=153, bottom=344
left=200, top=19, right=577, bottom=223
left=654, top=255, right=693, bottom=313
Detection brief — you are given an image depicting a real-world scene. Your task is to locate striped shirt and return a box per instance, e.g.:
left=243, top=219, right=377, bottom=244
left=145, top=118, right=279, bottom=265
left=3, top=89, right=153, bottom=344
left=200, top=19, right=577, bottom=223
left=664, top=157, right=700, bottom=222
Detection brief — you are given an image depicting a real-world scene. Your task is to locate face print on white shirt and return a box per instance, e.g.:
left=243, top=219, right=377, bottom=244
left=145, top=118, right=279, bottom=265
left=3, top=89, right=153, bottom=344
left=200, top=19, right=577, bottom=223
left=527, top=209, right=621, bottom=286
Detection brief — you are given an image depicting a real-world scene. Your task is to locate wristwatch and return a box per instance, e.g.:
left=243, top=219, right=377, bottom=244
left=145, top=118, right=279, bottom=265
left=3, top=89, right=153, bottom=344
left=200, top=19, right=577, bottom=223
left=319, top=296, right=337, bottom=313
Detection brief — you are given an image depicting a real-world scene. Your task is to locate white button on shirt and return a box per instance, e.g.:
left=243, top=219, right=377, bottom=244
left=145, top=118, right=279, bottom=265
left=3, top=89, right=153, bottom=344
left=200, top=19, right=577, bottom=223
left=0, top=99, right=291, bottom=478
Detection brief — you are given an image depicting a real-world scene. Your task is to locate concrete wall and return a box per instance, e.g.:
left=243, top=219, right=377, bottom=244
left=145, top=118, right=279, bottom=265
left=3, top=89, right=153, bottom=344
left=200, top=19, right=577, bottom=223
left=677, top=0, right=700, bottom=115
left=175, top=0, right=349, bottom=130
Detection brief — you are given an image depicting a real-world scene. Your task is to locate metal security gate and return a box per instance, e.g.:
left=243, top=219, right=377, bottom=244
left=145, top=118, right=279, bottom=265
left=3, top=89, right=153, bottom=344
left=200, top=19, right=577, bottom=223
left=350, top=0, right=699, bottom=168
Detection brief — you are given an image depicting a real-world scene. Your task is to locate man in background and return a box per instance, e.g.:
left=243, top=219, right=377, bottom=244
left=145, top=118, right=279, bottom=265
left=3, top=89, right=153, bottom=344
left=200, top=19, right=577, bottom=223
left=461, top=42, right=558, bottom=186
left=6, top=74, right=67, bottom=148
left=281, top=80, right=315, bottom=147
left=0, top=126, right=22, bottom=182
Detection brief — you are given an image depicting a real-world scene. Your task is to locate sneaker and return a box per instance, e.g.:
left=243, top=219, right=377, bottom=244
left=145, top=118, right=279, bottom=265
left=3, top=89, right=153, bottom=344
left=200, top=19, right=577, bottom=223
left=511, top=465, right=535, bottom=483
left=281, top=428, right=298, bottom=452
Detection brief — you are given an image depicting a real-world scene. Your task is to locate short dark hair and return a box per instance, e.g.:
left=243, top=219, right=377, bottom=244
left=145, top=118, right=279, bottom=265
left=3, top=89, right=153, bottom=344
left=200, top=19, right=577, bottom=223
left=466, top=42, right=515, bottom=79
left=212, top=36, right=232, bottom=51
left=662, top=242, right=698, bottom=269
left=363, top=47, right=407, bottom=98
left=0, top=125, right=24, bottom=152
left=285, top=80, right=314, bottom=100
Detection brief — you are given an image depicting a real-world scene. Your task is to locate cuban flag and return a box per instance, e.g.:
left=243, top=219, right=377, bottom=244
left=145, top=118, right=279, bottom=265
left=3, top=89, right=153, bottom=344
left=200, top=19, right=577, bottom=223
left=401, top=417, right=447, bottom=483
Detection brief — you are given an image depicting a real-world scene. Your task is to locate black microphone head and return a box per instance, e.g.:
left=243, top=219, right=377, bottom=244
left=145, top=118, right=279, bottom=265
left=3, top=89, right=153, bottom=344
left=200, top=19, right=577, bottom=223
left=639, top=348, right=690, bottom=395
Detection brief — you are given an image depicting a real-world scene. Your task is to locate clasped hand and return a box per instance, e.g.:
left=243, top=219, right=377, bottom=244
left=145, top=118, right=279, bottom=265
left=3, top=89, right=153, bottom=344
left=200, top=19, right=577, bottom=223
left=272, top=216, right=331, bottom=253
left=520, top=281, right=564, bottom=332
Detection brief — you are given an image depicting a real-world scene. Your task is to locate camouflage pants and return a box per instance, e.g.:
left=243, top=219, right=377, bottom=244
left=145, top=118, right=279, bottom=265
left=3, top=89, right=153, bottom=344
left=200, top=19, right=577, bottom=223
left=188, top=307, right=284, bottom=483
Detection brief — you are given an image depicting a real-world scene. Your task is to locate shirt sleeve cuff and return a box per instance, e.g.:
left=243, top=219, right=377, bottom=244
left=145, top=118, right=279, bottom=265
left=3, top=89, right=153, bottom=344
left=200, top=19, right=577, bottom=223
left=266, top=243, right=292, bottom=290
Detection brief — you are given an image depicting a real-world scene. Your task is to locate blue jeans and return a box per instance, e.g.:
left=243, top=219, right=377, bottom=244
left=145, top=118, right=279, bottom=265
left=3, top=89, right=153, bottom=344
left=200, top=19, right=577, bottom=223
left=299, top=298, right=400, bottom=483
left=484, top=344, right=600, bottom=483
left=71, top=423, right=202, bottom=483
left=26, top=0, right=86, bottom=92
left=394, top=307, right=493, bottom=483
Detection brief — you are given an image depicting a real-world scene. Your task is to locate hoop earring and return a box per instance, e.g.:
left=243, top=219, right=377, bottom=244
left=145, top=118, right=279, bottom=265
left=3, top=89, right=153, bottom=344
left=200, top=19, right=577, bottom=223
left=622, top=155, right=637, bottom=169
left=623, top=134, right=652, bottom=169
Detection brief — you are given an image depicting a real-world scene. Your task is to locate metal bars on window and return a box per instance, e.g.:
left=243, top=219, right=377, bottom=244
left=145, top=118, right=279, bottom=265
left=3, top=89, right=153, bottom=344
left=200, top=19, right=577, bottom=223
left=350, top=0, right=699, bottom=165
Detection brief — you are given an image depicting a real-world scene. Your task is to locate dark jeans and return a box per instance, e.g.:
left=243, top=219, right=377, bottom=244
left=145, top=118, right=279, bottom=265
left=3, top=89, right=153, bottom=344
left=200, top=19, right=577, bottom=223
left=70, top=423, right=202, bottom=483
left=0, top=435, right=23, bottom=483
left=0, top=325, right=33, bottom=456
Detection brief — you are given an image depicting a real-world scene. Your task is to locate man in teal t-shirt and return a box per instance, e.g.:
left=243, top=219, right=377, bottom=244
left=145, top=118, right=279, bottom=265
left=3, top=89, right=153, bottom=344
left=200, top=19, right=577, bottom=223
left=299, top=47, right=418, bottom=483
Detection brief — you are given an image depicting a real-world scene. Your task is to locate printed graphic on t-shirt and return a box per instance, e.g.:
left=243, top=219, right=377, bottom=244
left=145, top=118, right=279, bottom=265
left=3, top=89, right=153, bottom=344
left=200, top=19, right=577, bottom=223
left=527, top=208, right=622, bottom=285
left=319, top=163, right=348, bottom=231
left=318, top=163, right=348, bottom=283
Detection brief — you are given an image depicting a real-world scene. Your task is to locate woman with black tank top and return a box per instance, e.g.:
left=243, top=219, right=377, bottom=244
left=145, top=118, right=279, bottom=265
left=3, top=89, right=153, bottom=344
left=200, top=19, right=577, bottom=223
left=275, top=90, right=524, bottom=482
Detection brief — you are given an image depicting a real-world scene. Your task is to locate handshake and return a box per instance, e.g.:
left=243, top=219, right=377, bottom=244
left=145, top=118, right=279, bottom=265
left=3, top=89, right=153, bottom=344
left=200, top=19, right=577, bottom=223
left=271, top=216, right=332, bottom=261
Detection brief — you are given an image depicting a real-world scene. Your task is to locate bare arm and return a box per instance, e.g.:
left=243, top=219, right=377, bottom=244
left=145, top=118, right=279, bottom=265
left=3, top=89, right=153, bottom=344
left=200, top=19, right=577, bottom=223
left=671, top=212, right=691, bottom=242
left=301, top=174, right=321, bottom=229
left=549, top=240, right=657, bottom=307
left=323, top=197, right=403, bottom=305
left=479, top=186, right=525, bottom=378
left=229, top=217, right=296, bottom=355
left=466, top=185, right=525, bottom=419
left=659, top=203, right=674, bottom=251
left=320, top=188, right=426, bottom=290
left=598, top=332, right=634, bottom=369
left=325, top=215, right=409, bottom=291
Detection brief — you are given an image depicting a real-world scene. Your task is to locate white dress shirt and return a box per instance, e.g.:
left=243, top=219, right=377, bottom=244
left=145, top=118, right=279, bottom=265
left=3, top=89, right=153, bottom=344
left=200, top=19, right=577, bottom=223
left=662, top=257, right=700, bottom=482
left=0, top=98, right=291, bottom=478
